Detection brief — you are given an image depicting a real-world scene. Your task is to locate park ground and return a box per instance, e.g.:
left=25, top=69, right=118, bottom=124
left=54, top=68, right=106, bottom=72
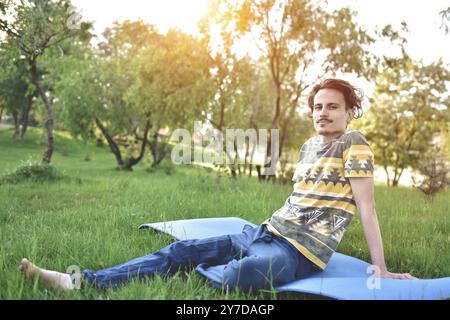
left=0, top=126, right=449, bottom=299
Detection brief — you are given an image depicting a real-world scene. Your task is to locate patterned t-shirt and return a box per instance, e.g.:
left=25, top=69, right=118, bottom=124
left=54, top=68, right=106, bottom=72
left=264, top=130, right=375, bottom=270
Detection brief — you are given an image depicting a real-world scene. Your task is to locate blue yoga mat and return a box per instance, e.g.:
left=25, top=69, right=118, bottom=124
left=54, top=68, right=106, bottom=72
left=139, top=217, right=450, bottom=300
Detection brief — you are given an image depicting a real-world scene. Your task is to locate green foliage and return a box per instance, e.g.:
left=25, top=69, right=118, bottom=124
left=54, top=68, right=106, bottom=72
left=227, top=0, right=375, bottom=75
left=50, top=20, right=214, bottom=169
left=0, top=0, right=94, bottom=161
left=412, top=147, right=450, bottom=199
left=0, top=0, right=92, bottom=54
left=146, top=160, right=176, bottom=175
left=125, top=28, right=214, bottom=131
left=202, top=0, right=376, bottom=180
left=354, top=47, right=450, bottom=186
left=0, top=41, right=36, bottom=137
left=52, top=44, right=103, bottom=141
left=0, top=158, right=64, bottom=185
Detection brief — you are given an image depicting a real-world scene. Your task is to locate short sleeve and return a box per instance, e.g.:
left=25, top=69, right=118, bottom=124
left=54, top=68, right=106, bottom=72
left=343, top=132, right=375, bottom=178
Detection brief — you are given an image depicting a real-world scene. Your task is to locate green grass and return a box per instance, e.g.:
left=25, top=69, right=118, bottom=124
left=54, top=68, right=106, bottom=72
left=0, top=126, right=449, bottom=300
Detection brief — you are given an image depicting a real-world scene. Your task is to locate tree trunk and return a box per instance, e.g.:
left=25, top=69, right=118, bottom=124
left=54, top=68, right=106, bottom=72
left=210, top=121, right=237, bottom=178
left=248, top=138, right=257, bottom=178
left=147, top=133, right=170, bottom=167
left=392, top=168, right=399, bottom=187
left=243, top=135, right=250, bottom=175
left=217, top=96, right=236, bottom=177
left=384, top=166, right=391, bottom=187
left=399, top=168, right=405, bottom=182
left=279, top=93, right=301, bottom=162
left=19, top=95, right=33, bottom=139
left=12, top=112, right=20, bottom=139
left=122, top=114, right=151, bottom=171
left=148, top=133, right=159, bottom=166
left=225, top=148, right=237, bottom=178
left=256, top=164, right=262, bottom=181
left=95, top=117, right=125, bottom=168
left=392, top=167, right=405, bottom=187
left=234, top=140, right=241, bottom=175
left=246, top=118, right=259, bottom=178
left=0, top=105, right=4, bottom=124
left=30, top=58, right=53, bottom=163
left=264, top=87, right=281, bottom=180
left=275, top=87, right=303, bottom=182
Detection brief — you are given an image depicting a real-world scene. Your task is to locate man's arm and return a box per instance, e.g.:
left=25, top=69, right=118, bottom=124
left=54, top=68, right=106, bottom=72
left=348, top=177, right=417, bottom=280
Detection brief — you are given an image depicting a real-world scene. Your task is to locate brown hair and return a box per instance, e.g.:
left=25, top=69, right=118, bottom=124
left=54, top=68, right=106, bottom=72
left=307, top=78, right=364, bottom=119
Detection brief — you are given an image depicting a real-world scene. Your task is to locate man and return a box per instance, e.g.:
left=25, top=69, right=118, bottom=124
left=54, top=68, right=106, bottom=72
left=19, top=78, right=416, bottom=293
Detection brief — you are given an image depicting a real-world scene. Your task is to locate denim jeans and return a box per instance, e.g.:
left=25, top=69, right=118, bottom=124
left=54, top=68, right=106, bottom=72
left=81, top=224, right=317, bottom=293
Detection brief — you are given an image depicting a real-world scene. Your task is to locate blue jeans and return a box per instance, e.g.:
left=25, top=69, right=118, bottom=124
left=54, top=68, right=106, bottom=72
left=81, top=225, right=317, bottom=293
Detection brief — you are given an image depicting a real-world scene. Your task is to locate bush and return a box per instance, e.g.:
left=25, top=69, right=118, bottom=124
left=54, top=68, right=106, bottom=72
left=0, top=158, right=64, bottom=185
left=412, top=149, right=450, bottom=199
left=146, top=160, right=176, bottom=175
left=162, top=161, right=175, bottom=175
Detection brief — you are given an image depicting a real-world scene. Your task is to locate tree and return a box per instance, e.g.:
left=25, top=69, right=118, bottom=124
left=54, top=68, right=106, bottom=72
left=0, top=40, right=37, bottom=139
left=125, top=28, right=214, bottom=167
left=52, top=43, right=101, bottom=141
left=440, top=6, right=450, bottom=34
left=358, top=55, right=450, bottom=187
left=0, top=0, right=91, bottom=162
left=50, top=20, right=154, bottom=171
left=56, top=21, right=212, bottom=171
left=59, top=51, right=152, bottom=171
left=203, top=0, right=375, bottom=180
left=412, top=145, right=450, bottom=200
left=198, top=19, right=244, bottom=177
left=199, top=24, right=267, bottom=176
left=231, top=58, right=275, bottom=178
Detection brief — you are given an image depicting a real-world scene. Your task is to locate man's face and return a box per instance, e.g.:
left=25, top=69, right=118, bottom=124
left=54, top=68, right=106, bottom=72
left=312, top=88, right=352, bottom=140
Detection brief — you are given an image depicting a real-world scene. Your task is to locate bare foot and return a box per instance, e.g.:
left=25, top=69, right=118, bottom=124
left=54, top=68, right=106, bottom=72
left=19, top=258, right=75, bottom=291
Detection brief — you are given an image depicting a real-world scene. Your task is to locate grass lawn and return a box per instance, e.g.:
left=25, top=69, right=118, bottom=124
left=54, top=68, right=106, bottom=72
left=0, top=126, right=449, bottom=300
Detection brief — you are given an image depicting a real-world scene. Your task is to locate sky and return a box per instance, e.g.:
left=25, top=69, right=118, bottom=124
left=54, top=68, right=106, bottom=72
left=69, top=0, right=449, bottom=100
left=335, top=0, right=449, bottom=65
left=71, top=0, right=209, bottom=36
left=71, top=0, right=450, bottom=65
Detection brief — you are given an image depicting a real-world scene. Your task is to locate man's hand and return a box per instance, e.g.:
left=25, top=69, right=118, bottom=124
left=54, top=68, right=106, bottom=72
left=377, top=269, right=418, bottom=280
